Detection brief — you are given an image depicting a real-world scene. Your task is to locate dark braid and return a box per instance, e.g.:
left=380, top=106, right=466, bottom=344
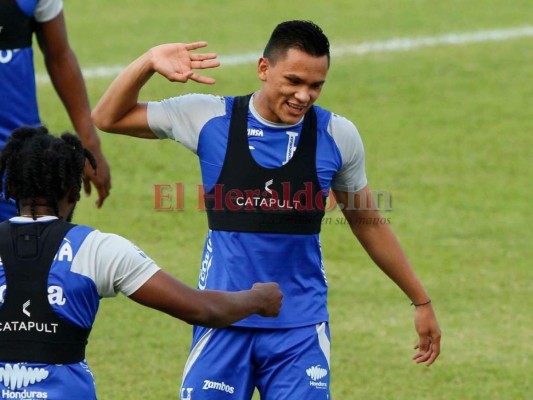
left=0, top=126, right=97, bottom=219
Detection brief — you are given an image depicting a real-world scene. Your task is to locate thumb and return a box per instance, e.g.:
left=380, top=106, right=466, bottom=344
left=168, top=70, right=194, bottom=83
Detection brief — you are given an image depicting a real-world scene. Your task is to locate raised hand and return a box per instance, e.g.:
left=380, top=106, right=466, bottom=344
left=149, top=42, right=220, bottom=84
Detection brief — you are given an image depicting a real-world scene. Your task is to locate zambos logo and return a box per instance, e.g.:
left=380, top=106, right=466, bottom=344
left=202, top=380, right=235, bottom=394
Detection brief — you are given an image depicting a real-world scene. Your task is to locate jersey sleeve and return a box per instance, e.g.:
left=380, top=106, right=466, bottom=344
left=147, top=93, right=226, bottom=154
left=71, top=231, right=161, bottom=298
left=329, top=114, right=368, bottom=192
left=34, top=0, right=63, bottom=22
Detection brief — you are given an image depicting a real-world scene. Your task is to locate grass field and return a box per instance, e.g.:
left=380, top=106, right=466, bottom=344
left=32, top=1, right=532, bottom=399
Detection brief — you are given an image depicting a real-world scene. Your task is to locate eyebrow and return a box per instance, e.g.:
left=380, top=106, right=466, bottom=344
left=285, top=73, right=326, bottom=86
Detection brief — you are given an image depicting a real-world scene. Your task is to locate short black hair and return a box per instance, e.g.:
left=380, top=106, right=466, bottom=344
left=263, top=20, right=330, bottom=65
left=0, top=126, right=96, bottom=218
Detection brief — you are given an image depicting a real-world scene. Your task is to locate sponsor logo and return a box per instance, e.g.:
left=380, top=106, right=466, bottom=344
left=247, top=128, right=263, bottom=137
left=0, top=321, right=58, bottom=334
left=202, top=380, right=235, bottom=394
left=284, top=131, right=298, bottom=164
left=0, top=364, right=49, bottom=398
left=180, top=387, right=193, bottom=400
left=307, top=365, right=328, bottom=381
left=215, top=180, right=324, bottom=212
left=22, top=300, right=30, bottom=317
left=198, top=235, right=213, bottom=290
left=306, top=365, right=328, bottom=390
left=264, top=179, right=273, bottom=195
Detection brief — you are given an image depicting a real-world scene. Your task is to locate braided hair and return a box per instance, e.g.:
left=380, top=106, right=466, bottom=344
left=0, top=126, right=97, bottom=219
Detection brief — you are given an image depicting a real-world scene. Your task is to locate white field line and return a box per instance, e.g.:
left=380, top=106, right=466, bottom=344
left=36, top=26, right=533, bottom=84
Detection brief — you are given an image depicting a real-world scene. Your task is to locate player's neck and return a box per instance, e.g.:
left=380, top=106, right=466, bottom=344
left=19, top=205, right=55, bottom=218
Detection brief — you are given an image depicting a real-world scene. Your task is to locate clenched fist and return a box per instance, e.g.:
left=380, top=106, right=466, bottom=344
left=251, top=282, right=283, bottom=317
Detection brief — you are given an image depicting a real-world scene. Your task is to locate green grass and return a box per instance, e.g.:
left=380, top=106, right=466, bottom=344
left=32, top=1, right=533, bottom=399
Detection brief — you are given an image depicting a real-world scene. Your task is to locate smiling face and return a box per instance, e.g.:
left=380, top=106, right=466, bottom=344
left=254, top=48, right=329, bottom=124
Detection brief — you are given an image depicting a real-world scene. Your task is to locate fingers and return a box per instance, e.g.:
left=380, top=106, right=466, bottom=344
left=82, top=175, right=91, bottom=197
left=427, top=333, right=441, bottom=366
left=265, top=283, right=283, bottom=317
left=252, top=282, right=283, bottom=317
left=166, top=61, right=219, bottom=84
left=94, top=180, right=111, bottom=208
left=184, top=41, right=210, bottom=51
left=189, top=58, right=220, bottom=84
left=167, top=70, right=194, bottom=83
left=190, top=53, right=219, bottom=62
left=413, top=343, right=437, bottom=366
left=82, top=163, right=111, bottom=208
left=85, top=180, right=109, bottom=208
left=189, top=73, right=217, bottom=85
left=155, top=42, right=219, bottom=84
left=183, top=42, right=219, bottom=66
left=413, top=335, right=441, bottom=366
left=191, top=59, right=220, bottom=70
left=188, top=58, right=220, bottom=85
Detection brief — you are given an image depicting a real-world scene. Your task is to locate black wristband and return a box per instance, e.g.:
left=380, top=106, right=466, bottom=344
left=411, top=299, right=431, bottom=307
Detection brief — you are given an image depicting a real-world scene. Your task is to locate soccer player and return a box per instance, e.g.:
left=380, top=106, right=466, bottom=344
left=92, top=20, right=441, bottom=399
left=0, top=0, right=111, bottom=220
left=0, top=126, right=282, bottom=399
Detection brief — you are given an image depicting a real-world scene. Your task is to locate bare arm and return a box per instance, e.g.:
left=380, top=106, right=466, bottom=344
left=128, top=270, right=282, bottom=328
left=36, top=11, right=111, bottom=208
left=333, top=186, right=441, bottom=366
left=91, top=42, right=220, bottom=138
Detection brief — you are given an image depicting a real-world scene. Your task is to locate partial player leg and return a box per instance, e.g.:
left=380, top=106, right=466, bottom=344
left=254, top=322, right=331, bottom=399
left=180, top=326, right=257, bottom=400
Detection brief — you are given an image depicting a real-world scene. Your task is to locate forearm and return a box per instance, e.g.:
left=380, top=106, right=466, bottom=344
left=354, top=217, right=441, bottom=366
left=335, top=188, right=430, bottom=304
left=91, top=51, right=156, bottom=137
left=335, top=189, right=441, bottom=364
left=129, top=271, right=274, bottom=329
left=352, top=218, right=430, bottom=304
left=189, top=289, right=264, bottom=328
left=45, top=49, right=102, bottom=150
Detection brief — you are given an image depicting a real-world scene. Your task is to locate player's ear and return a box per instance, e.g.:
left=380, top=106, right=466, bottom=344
left=257, top=57, right=269, bottom=81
